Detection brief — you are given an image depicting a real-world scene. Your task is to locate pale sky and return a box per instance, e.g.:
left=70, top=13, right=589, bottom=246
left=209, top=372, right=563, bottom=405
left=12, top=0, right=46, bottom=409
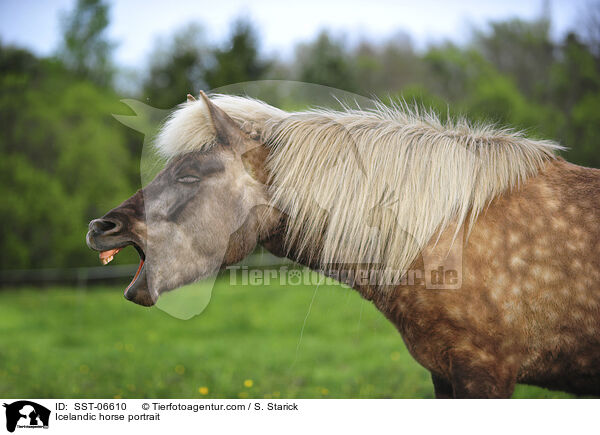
left=0, top=0, right=588, bottom=68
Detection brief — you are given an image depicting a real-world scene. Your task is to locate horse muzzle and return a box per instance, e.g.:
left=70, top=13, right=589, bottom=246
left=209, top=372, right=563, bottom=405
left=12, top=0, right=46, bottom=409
left=86, top=216, right=156, bottom=306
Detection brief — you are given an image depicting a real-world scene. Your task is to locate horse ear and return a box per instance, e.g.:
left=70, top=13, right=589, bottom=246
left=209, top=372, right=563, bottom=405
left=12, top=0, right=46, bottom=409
left=198, top=91, right=244, bottom=149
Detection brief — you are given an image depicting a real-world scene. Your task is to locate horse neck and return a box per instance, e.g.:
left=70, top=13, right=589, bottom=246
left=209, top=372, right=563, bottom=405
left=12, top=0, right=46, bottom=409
left=260, top=216, right=391, bottom=307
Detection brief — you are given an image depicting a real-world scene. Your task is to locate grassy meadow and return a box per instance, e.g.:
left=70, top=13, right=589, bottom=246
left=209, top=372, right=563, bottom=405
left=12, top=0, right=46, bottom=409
left=0, top=274, right=575, bottom=399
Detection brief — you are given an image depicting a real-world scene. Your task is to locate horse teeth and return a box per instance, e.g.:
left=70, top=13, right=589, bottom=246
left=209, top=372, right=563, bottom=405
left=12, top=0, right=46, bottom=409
left=101, top=256, right=113, bottom=265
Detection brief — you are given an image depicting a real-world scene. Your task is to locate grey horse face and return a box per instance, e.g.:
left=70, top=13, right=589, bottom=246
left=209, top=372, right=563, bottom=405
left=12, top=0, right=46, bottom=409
left=87, top=94, right=277, bottom=306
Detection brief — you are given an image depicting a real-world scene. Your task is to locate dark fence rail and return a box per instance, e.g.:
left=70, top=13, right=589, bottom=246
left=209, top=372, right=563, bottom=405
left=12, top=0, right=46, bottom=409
left=0, top=253, right=292, bottom=288
left=0, top=265, right=139, bottom=287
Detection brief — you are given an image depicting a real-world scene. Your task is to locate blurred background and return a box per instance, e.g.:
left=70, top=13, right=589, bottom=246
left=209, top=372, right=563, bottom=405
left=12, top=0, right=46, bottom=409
left=0, top=0, right=599, bottom=398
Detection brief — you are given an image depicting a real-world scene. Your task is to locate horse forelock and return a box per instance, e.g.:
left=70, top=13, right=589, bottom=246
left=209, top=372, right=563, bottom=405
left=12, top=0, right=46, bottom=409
left=154, top=94, right=287, bottom=158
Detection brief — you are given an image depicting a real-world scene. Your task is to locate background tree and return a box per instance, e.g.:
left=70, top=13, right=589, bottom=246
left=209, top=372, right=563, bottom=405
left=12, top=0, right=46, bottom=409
left=141, top=23, right=210, bottom=108
left=0, top=45, right=138, bottom=269
left=473, top=15, right=554, bottom=101
left=204, top=19, right=269, bottom=89
left=295, top=31, right=357, bottom=92
left=550, top=32, right=600, bottom=167
left=351, top=33, right=424, bottom=96
left=57, top=0, right=115, bottom=88
left=581, top=1, right=600, bottom=58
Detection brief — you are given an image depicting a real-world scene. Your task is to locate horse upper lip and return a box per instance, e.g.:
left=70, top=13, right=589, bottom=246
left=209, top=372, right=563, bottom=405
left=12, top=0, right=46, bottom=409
left=86, top=230, right=146, bottom=261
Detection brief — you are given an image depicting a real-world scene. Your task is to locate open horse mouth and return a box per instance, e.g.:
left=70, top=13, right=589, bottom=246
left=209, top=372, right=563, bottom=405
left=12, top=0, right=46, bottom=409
left=98, top=243, right=147, bottom=301
left=86, top=218, right=155, bottom=306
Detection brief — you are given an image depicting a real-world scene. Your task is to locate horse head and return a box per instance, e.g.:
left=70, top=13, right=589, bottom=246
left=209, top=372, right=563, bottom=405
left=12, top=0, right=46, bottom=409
left=86, top=92, right=280, bottom=306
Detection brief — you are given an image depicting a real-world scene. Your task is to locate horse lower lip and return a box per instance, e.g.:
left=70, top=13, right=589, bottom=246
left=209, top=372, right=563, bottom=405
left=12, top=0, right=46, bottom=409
left=125, top=259, right=145, bottom=295
left=123, top=261, right=155, bottom=306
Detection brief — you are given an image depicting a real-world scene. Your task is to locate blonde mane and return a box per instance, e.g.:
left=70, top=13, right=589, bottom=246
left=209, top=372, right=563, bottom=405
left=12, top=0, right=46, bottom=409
left=155, top=94, right=564, bottom=279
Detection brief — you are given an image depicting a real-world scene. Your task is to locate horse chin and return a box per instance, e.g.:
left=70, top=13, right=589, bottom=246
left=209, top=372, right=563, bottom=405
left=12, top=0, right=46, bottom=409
left=123, top=257, right=222, bottom=306
left=123, top=261, right=156, bottom=306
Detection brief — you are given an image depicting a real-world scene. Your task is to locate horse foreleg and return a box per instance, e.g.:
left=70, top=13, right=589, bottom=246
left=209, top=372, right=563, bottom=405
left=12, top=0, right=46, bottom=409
left=449, top=355, right=517, bottom=399
left=431, top=372, right=454, bottom=398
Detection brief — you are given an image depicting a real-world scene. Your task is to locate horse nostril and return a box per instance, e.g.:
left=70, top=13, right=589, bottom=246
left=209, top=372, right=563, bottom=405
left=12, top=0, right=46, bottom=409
left=89, top=218, right=122, bottom=235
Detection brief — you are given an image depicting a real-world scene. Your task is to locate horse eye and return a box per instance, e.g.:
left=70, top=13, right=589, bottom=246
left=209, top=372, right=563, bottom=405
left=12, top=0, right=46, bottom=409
left=176, top=175, right=201, bottom=184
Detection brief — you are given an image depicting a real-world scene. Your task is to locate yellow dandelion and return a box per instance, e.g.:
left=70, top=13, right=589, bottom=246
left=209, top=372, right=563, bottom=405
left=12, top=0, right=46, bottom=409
left=175, top=364, right=185, bottom=375
left=198, top=387, right=209, bottom=395
left=243, top=379, right=253, bottom=388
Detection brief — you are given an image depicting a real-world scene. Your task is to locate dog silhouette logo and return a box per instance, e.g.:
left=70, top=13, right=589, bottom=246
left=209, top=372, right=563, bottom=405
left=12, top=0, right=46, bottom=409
left=3, top=401, right=50, bottom=432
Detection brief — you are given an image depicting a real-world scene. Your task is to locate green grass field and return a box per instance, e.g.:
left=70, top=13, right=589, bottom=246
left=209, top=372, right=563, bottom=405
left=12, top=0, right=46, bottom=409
left=0, top=275, right=575, bottom=398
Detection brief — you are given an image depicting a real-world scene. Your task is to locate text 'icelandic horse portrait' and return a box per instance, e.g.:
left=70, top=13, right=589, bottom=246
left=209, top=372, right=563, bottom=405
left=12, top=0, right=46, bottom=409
left=87, top=91, right=600, bottom=398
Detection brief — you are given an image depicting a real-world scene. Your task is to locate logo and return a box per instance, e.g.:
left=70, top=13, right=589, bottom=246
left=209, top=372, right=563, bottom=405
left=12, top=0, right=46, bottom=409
left=3, top=401, right=50, bottom=432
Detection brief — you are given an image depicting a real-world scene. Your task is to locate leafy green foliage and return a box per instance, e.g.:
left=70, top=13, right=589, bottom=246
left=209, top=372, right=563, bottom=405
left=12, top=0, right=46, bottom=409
left=0, top=47, right=139, bottom=269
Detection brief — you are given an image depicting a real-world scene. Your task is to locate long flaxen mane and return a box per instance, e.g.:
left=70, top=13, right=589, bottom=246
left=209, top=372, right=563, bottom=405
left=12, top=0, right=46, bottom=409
left=155, top=94, right=564, bottom=282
